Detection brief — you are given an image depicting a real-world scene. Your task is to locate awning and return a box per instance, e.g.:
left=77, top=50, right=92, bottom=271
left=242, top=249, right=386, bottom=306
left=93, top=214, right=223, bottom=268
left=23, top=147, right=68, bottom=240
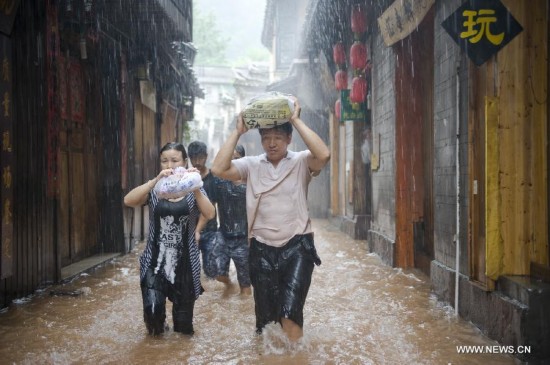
left=377, top=0, right=435, bottom=46
left=165, top=43, right=204, bottom=99
left=266, top=74, right=301, bottom=94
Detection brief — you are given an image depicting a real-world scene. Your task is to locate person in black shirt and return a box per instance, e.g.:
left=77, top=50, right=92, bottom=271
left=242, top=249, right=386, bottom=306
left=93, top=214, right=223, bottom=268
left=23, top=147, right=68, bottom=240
left=124, top=142, right=215, bottom=335
left=188, top=141, right=222, bottom=279
left=209, top=145, right=251, bottom=295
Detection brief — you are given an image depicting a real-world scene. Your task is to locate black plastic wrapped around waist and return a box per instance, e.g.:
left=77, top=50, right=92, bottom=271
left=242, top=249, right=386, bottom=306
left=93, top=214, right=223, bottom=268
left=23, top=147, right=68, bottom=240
left=253, top=233, right=321, bottom=266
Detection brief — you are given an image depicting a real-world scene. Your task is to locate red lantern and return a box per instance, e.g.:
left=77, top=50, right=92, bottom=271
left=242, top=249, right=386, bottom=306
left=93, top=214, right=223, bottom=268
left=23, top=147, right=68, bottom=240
left=351, top=4, right=367, bottom=34
left=333, top=42, right=346, bottom=65
left=335, top=99, right=341, bottom=121
left=334, top=70, right=348, bottom=90
left=350, top=41, right=367, bottom=70
left=350, top=76, right=368, bottom=103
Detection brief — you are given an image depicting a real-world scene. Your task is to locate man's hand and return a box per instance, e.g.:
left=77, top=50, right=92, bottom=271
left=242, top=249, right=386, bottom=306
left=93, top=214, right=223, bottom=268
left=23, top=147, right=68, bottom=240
left=236, top=113, right=248, bottom=136
left=290, top=98, right=302, bottom=123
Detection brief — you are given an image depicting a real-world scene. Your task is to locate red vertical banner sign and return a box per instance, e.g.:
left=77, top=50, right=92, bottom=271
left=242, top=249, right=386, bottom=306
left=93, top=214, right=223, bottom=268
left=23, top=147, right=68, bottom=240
left=0, top=34, right=14, bottom=279
left=46, top=0, right=59, bottom=197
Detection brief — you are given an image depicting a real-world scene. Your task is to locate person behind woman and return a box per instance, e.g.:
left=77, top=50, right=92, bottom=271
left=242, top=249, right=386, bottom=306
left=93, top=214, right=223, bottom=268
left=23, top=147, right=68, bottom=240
left=124, top=142, right=215, bottom=336
left=187, top=141, right=221, bottom=279
left=209, top=144, right=251, bottom=295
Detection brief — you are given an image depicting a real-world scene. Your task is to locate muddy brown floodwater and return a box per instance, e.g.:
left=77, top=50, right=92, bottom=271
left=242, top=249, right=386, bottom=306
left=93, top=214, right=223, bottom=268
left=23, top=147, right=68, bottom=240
left=0, top=220, right=517, bottom=364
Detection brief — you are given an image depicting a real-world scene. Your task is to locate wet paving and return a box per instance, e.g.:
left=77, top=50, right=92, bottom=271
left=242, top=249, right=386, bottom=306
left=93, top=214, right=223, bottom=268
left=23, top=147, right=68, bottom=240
left=0, top=220, right=517, bottom=364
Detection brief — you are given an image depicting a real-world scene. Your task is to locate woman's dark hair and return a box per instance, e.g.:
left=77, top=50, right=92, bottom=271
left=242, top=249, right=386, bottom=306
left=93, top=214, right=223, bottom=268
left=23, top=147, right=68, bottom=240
left=258, top=122, right=293, bottom=136
left=160, top=142, right=187, bottom=159
left=235, top=144, right=246, bottom=157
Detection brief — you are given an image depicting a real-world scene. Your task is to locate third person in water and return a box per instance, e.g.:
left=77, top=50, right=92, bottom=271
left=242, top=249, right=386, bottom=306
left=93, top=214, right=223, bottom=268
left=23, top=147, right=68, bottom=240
left=209, top=144, right=252, bottom=295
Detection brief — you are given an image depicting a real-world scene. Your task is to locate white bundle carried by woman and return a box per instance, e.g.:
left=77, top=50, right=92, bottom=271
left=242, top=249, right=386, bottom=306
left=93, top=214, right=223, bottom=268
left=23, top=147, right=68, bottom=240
left=241, top=92, right=296, bottom=130
left=154, top=167, right=203, bottom=200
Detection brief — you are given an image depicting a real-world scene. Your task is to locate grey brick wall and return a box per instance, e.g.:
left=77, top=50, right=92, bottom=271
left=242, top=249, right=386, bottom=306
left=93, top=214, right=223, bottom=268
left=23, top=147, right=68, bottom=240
left=433, top=0, right=470, bottom=274
left=370, top=27, right=396, bottom=242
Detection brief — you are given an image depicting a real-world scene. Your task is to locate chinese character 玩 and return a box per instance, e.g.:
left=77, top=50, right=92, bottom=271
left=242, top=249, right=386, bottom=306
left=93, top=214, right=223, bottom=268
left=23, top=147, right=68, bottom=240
left=460, top=9, right=504, bottom=45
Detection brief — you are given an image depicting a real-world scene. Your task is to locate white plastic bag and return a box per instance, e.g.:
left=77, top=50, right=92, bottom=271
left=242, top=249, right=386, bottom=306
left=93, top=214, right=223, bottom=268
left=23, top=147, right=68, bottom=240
left=241, top=92, right=295, bottom=129
left=154, top=167, right=203, bottom=200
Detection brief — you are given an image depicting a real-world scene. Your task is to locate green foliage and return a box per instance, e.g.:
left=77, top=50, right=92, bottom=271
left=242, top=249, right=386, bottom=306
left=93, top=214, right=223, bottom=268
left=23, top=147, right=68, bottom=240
left=193, top=5, right=230, bottom=66
left=231, top=47, right=271, bottom=67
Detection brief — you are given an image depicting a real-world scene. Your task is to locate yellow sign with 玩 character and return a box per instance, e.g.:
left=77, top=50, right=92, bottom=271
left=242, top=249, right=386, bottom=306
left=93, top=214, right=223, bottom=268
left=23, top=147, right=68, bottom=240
left=441, top=0, right=523, bottom=66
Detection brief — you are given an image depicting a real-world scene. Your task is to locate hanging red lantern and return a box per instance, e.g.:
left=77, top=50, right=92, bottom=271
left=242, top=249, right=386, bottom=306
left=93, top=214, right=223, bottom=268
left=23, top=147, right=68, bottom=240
left=334, top=70, right=348, bottom=90
left=351, top=4, right=367, bottom=35
left=333, top=42, right=346, bottom=66
left=350, top=41, right=367, bottom=70
left=350, top=76, right=368, bottom=103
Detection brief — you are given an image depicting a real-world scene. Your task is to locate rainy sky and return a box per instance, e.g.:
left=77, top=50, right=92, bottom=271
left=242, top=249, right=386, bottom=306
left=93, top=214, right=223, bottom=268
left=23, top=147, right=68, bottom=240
left=194, top=0, right=268, bottom=64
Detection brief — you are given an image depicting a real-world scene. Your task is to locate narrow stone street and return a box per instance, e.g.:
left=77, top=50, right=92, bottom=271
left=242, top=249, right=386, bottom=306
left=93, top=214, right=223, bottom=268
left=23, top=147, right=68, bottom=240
left=0, top=220, right=518, bottom=364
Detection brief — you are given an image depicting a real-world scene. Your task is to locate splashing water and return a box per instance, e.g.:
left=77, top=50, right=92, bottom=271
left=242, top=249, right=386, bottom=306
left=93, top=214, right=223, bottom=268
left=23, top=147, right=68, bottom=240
left=0, top=220, right=516, bottom=364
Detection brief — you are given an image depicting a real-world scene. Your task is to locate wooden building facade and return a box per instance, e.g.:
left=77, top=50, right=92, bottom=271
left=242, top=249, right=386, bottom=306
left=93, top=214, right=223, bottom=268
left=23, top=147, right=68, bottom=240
left=0, top=0, right=200, bottom=309
left=284, top=0, right=549, bottom=361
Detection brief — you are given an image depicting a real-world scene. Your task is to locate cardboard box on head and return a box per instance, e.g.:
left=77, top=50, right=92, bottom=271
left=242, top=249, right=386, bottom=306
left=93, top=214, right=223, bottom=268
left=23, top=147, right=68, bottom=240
left=242, top=92, right=296, bottom=130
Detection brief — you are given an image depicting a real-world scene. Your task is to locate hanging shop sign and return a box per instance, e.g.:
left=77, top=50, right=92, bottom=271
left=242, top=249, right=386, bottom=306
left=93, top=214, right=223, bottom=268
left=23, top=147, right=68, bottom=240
left=340, top=89, right=367, bottom=122
left=0, top=34, right=13, bottom=279
left=378, top=0, right=435, bottom=46
left=441, top=0, right=523, bottom=66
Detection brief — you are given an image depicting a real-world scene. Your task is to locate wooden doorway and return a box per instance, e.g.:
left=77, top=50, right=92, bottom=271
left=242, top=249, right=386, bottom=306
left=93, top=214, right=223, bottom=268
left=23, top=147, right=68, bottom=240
left=58, top=59, right=99, bottom=267
left=394, top=8, right=435, bottom=272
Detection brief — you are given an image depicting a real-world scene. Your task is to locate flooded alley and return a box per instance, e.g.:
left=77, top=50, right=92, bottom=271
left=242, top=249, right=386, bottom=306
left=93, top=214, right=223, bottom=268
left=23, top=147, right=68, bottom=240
left=0, top=220, right=517, bottom=365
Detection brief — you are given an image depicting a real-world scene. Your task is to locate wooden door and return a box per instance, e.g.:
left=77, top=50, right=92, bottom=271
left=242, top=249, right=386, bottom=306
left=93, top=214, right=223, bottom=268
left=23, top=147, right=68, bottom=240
left=58, top=60, right=99, bottom=267
left=394, top=8, right=434, bottom=271
left=59, top=122, right=87, bottom=266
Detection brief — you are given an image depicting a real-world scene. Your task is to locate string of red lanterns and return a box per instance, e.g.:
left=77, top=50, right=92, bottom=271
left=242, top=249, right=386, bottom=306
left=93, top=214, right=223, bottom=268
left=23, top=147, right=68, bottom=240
left=333, top=41, right=346, bottom=120
left=333, top=42, right=347, bottom=91
left=349, top=4, right=368, bottom=105
left=351, top=3, right=367, bottom=35
left=333, top=42, right=346, bottom=66
left=333, top=3, right=369, bottom=120
left=335, top=69, right=348, bottom=90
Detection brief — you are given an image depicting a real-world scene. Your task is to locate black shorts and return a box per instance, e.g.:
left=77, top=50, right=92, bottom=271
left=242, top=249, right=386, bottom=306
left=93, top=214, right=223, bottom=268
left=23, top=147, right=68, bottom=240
left=249, top=233, right=321, bottom=332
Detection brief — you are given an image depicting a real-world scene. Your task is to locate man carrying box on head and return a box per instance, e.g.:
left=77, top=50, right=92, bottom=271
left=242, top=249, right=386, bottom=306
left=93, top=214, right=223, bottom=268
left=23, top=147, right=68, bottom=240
left=211, top=95, right=330, bottom=341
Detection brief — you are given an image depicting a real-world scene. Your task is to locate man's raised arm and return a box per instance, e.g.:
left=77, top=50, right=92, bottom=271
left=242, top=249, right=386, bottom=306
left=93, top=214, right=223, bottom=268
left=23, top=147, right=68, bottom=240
left=290, top=100, right=330, bottom=173
left=211, top=115, right=247, bottom=181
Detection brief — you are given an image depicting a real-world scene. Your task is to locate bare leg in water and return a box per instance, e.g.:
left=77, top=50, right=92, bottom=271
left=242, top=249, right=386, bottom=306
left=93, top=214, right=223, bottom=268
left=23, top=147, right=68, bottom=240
left=281, top=318, right=302, bottom=341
